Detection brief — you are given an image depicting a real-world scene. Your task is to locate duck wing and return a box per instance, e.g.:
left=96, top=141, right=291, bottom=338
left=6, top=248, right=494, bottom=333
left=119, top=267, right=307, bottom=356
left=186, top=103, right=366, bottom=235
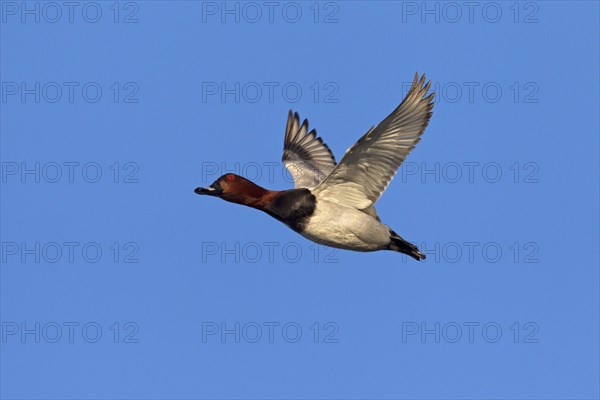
left=282, top=110, right=337, bottom=189
left=312, top=73, right=434, bottom=209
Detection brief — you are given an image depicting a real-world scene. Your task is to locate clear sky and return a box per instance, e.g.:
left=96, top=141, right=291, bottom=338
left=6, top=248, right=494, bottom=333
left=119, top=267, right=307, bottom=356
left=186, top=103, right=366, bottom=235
left=1, top=1, right=599, bottom=399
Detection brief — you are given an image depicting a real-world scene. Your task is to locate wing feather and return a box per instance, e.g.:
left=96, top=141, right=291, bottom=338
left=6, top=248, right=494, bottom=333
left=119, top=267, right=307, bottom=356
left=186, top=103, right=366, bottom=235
left=312, top=73, right=434, bottom=208
left=282, top=110, right=337, bottom=189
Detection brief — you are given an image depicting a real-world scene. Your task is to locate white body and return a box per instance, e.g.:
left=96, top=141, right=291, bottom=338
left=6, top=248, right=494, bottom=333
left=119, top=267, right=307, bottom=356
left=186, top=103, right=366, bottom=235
left=299, top=199, right=391, bottom=251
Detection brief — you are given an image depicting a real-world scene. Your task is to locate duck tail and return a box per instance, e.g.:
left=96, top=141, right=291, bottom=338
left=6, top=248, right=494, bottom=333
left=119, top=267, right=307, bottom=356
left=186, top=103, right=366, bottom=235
left=388, top=230, right=426, bottom=261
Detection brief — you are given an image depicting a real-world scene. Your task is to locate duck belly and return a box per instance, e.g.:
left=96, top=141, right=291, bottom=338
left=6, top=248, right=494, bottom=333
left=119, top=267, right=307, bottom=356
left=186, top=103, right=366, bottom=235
left=298, top=200, right=391, bottom=251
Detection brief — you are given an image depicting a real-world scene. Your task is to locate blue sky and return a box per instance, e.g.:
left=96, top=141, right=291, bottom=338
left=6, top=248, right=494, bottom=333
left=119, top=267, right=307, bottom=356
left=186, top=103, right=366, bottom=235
left=1, top=1, right=599, bottom=399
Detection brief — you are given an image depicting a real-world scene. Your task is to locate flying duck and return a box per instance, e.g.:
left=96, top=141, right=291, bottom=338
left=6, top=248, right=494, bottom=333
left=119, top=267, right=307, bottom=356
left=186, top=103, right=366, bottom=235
left=195, top=73, right=434, bottom=260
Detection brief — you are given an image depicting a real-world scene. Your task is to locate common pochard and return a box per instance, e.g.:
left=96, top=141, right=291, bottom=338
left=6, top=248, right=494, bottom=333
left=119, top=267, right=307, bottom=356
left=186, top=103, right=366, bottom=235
left=196, top=73, right=434, bottom=260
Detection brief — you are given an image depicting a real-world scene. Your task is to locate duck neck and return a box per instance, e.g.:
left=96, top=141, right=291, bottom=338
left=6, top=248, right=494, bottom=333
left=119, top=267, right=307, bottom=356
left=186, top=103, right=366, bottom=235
left=223, top=181, right=276, bottom=210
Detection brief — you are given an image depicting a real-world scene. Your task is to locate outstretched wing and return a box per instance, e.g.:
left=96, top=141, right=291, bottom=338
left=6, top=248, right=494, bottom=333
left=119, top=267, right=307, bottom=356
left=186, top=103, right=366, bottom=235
left=312, top=73, right=434, bottom=209
left=282, top=110, right=337, bottom=189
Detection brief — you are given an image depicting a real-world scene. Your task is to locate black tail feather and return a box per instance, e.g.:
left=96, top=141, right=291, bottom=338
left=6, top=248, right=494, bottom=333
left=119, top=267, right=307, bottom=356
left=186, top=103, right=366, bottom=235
left=388, top=231, right=425, bottom=261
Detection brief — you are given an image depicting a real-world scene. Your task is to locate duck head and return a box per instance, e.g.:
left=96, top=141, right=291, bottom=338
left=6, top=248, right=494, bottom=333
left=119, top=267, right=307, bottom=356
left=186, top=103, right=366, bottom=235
left=195, top=173, right=269, bottom=206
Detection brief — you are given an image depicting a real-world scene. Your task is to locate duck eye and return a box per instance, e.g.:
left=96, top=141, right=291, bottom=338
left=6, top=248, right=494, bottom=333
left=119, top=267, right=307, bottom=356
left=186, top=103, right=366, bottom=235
left=225, top=174, right=235, bottom=182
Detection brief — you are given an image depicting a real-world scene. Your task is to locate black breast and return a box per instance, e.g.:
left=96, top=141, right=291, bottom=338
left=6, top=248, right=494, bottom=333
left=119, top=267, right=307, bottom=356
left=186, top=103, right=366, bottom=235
left=264, top=189, right=316, bottom=232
